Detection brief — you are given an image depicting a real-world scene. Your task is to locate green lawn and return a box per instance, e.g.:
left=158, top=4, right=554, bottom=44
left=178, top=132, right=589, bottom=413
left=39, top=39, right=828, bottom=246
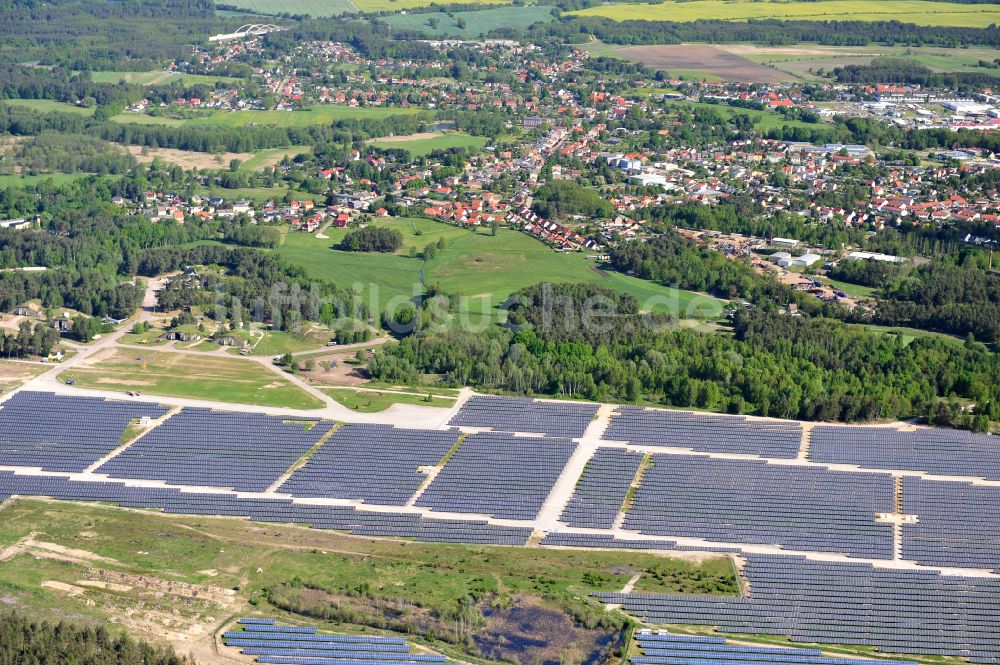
left=245, top=329, right=331, bottom=356
left=857, top=324, right=965, bottom=347
left=277, top=218, right=725, bottom=320
left=0, top=173, right=93, bottom=188
left=818, top=276, right=877, bottom=299
left=367, top=133, right=487, bottom=157
left=383, top=5, right=554, bottom=37
left=109, top=113, right=186, bottom=126
left=3, top=98, right=95, bottom=115
left=569, top=0, right=1000, bottom=27
left=322, top=387, right=456, bottom=411
left=58, top=349, right=324, bottom=409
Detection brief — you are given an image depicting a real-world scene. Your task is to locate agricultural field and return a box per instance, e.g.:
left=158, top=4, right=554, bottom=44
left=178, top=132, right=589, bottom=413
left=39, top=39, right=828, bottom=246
left=220, top=0, right=359, bottom=17
left=602, top=43, right=792, bottom=83
left=383, top=5, right=555, bottom=37
left=88, top=70, right=244, bottom=86
left=0, top=173, right=93, bottom=187
left=367, top=132, right=487, bottom=157
left=239, top=146, right=312, bottom=170
left=569, top=0, right=1000, bottom=27
left=277, top=218, right=725, bottom=320
left=720, top=44, right=1000, bottom=80
left=58, top=348, right=324, bottom=410
left=112, top=105, right=425, bottom=128
left=2, top=98, right=95, bottom=115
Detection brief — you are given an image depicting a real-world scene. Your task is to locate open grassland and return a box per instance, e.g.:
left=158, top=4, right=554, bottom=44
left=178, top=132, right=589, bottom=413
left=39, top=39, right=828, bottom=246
left=239, top=146, right=312, bottom=170
left=322, top=386, right=456, bottom=411
left=3, top=98, right=94, bottom=115
left=0, top=360, right=46, bottom=396
left=277, top=218, right=725, bottom=319
left=244, top=329, right=332, bottom=356
left=113, top=105, right=425, bottom=128
left=569, top=0, right=1000, bottom=27
left=88, top=70, right=244, bottom=86
left=667, top=100, right=819, bottom=131
left=367, top=132, right=487, bottom=157
left=220, top=0, right=359, bottom=16
left=58, top=348, right=324, bottom=409
left=383, top=5, right=554, bottom=37
left=128, top=145, right=311, bottom=172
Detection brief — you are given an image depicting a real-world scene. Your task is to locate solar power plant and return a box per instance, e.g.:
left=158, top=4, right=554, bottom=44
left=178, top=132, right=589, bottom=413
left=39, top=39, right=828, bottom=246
left=559, top=447, right=643, bottom=528
left=0, top=472, right=531, bottom=546
left=631, top=631, right=918, bottom=665
left=901, top=476, right=1000, bottom=571
left=810, top=425, right=1000, bottom=479
left=448, top=395, right=598, bottom=437
left=0, top=391, right=169, bottom=472
left=597, top=554, right=1000, bottom=663
left=541, top=532, right=741, bottom=553
left=97, top=408, right=333, bottom=492
left=416, top=432, right=576, bottom=520
left=604, top=406, right=803, bottom=458
left=223, top=619, right=462, bottom=664
left=624, top=454, right=895, bottom=558
left=280, top=424, right=460, bottom=505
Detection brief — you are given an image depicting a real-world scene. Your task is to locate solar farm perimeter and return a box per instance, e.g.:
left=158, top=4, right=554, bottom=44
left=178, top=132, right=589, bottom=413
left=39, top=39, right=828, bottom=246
left=3, top=386, right=1000, bottom=663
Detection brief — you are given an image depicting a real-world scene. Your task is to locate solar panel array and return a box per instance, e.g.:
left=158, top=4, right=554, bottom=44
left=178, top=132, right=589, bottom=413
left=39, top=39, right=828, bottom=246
left=280, top=424, right=459, bottom=505
left=224, top=619, right=461, bottom=664
left=604, top=406, right=803, bottom=458
left=632, top=631, right=918, bottom=665
left=98, top=408, right=332, bottom=492
left=0, top=471, right=531, bottom=546
left=559, top=447, right=643, bottom=528
left=901, top=477, right=1000, bottom=571
left=541, top=532, right=742, bottom=553
left=448, top=395, right=598, bottom=437
left=811, top=426, right=1000, bottom=479
left=416, top=432, right=576, bottom=520
left=598, top=554, right=1000, bottom=664
left=624, top=454, right=894, bottom=558
left=0, top=391, right=169, bottom=472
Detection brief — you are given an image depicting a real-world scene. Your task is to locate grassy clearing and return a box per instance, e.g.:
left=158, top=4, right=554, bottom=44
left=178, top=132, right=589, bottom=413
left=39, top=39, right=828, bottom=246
left=857, top=324, right=965, bottom=347
left=667, top=100, right=817, bottom=131
left=569, top=0, right=1000, bottom=27
left=109, top=113, right=186, bottom=126
left=354, top=0, right=507, bottom=11
left=367, top=132, right=487, bottom=157
left=383, top=5, right=554, bottom=37
left=111, top=106, right=423, bottom=128
left=3, top=99, right=95, bottom=115
left=817, top=276, right=876, bottom=299
left=322, top=387, right=456, bottom=411
left=88, top=70, right=243, bottom=86
left=276, top=219, right=724, bottom=319
left=58, top=348, right=324, bottom=409
left=239, top=146, right=312, bottom=171
left=244, top=329, right=332, bottom=356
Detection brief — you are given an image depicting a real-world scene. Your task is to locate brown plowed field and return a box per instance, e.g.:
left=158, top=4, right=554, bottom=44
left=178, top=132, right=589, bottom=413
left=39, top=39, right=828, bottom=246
left=614, top=44, right=795, bottom=83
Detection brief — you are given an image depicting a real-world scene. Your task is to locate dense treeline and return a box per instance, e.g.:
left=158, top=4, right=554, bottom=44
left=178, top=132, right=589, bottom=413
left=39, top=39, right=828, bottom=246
left=0, top=103, right=432, bottom=153
left=520, top=17, right=1000, bottom=48
left=0, top=270, right=143, bottom=320
left=834, top=57, right=1000, bottom=92
left=0, top=608, right=195, bottom=665
left=0, top=0, right=216, bottom=67
left=855, top=263, right=1000, bottom=343
left=0, top=320, right=60, bottom=358
left=370, top=283, right=999, bottom=429
left=5, top=132, right=135, bottom=175
left=827, top=258, right=903, bottom=288
left=139, top=245, right=367, bottom=329
left=339, top=227, right=403, bottom=253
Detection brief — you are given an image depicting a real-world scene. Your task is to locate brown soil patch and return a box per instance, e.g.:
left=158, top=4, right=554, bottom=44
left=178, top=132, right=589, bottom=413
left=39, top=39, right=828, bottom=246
left=614, top=44, right=793, bottom=83
left=301, top=351, right=372, bottom=386
left=369, top=132, right=441, bottom=143
left=125, top=145, right=255, bottom=171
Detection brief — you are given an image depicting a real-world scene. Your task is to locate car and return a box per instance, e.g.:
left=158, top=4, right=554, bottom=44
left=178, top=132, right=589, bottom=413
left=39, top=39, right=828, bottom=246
left=64, top=378, right=75, bottom=385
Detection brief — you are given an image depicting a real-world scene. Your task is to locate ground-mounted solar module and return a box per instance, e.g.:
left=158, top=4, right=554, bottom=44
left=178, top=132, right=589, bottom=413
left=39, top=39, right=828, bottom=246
left=624, top=454, right=894, bottom=558
left=416, top=431, right=576, bottom=520
left=559, top=447, right=644, bottom=528
left=604, top=406, right=803, bottom=458
left=448, top=395, right=598, bottom=437
left=280, top=424, right=460, bottom=505
left=810, top=425, right=1000, bottom=479
left=97, top=408, right=333, bottom=492
left=597, top=554, right=1000, bottom=664
left=0, top=391, right=169, bottom=472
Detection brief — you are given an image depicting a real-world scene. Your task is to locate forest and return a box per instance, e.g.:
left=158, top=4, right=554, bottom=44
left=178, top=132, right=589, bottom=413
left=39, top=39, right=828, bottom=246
left=339, top=226, right=404, bottom=253
left=370, top=283, right=999, bottom=430
left=0, top=609, right=195, bottom=665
